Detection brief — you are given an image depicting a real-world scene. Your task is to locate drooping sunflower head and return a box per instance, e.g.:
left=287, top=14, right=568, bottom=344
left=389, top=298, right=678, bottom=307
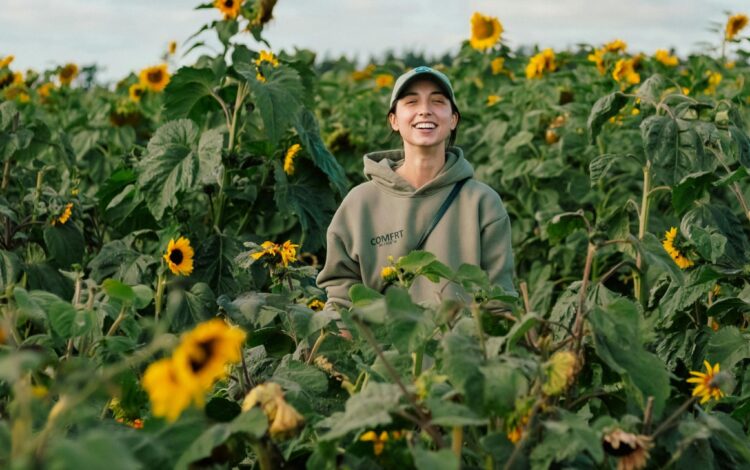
left=214, top=0, right=243, bottom=20
left=380, top=265, right=398, bottom=282
left=602, top=429, right=652, bottom=470
left=725, top=13, right=749, bottom=40
left=661, top=227, right=694, bottom=269
left=51, top=202, right=73, bottom=226
left=687, top=360, right=730, bottom=404
left=128, top=83, right=146, bottom=103
left=139, top=64, right=170, bottom=92
left=164, top=236, right=194, bottom=276
left=173, top=319, right=247, bottom=393
left=254, top=50, right=279, bottom=82
left=283, top=143, right=302, bottom=176
left=469, top=12, right=503, bottom=51
left=612, top=58, right=640, bottom=85
left=58, top=63, right=78, bottom=86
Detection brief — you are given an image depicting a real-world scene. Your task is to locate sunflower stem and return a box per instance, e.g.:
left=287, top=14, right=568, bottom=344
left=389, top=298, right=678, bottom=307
left=306, top=330, right=327, bottom=365
left=451, top=426, right=463, bottom=459
left=31, top=168, right=46, bottom=224
left=471, top=303, right=487, bottom=359
left=106, top=304, right=129, bottom=337
left=154, top=272, right=166, bottom=323
left=633, top=161, right=651, bottom=307
left=651, top=396, right=698, bottom=438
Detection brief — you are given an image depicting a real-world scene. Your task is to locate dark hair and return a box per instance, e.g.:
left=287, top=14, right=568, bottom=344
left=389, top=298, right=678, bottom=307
left=386, top=101, right=461, bottom=148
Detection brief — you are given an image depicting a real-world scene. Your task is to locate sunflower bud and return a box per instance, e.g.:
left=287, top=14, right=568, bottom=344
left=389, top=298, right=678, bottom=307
left=380, top=266, right=398, bottom=283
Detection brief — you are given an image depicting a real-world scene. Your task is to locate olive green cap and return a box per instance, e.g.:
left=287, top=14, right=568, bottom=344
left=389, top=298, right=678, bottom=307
left=389, top=66, right=458, bottom=113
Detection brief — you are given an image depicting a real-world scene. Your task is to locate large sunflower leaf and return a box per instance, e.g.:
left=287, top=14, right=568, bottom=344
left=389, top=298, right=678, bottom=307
left=166, top=282, right=216, bottom=332
left=294, top=108, right=348, bottom=196
left=88, top=240, right=157, bottom=285
left=0, top=250, right=22, bottom=292
left=239, top=65, right=304, bottom=144
left=587, top=92, right=628, bottom=144
left=43, top=223, right=85, bottom=270
left=318, top=383, right=402, bottom=440
left=137, top=119, right=201, bottom=220
left=163, top=67, right=218, bottom=120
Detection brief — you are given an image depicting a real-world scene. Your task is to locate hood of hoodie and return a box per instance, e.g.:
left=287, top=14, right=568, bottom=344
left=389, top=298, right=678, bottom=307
left=363, top=146, right=474, bottom=197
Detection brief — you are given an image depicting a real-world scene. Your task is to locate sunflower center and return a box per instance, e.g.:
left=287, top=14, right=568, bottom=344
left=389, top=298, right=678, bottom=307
left=190, top=338, right=217, bottom=372
left=147, top=70, right=163, bottom=84
left=602, top=440, right=637, bottom=457
left=224, top=0, right=234, bottom=7
left=169, top=248, right=184, bottom=265
left=475, top=20, right=493, bottom=39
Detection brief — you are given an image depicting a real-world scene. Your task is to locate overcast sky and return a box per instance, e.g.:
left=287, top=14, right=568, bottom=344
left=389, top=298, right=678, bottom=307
left=1, top=0, right=746, bottom=83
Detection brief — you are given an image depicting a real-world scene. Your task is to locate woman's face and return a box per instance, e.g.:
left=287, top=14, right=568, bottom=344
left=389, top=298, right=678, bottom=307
left=389, top=79, right=458, bottom=151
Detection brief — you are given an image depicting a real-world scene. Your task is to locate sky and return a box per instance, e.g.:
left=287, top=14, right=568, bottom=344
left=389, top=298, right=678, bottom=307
left=1, top=0, right=746, bottom=83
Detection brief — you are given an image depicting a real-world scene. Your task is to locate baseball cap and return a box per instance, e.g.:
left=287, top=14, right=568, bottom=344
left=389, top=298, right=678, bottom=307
left=389, top=66, right=459, bottom=113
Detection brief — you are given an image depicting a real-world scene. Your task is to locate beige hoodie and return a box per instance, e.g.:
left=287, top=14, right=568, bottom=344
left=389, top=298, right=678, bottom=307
left=317, top=146, right=516, bottom=309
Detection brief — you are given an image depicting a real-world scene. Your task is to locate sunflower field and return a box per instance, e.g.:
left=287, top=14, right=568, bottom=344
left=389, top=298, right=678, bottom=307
left=2, top=1, right=750, bottom=468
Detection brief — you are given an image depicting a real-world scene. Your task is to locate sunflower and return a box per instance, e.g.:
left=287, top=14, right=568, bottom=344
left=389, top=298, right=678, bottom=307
left=128, top=83, right=146, bottom=103
left=704, top=71, right=722, bottom=95
left=360, top=431, right=389, bottom=456
left=602, top=429, right=652, bottom=470
left=469, top=12, right=503, bottom=51
left=687, top=360, right=726, bottom=404
left=486, top=94, right=502, bottom=107
left=654, top=49, right=678, bottom=67
left=525, top=48, right=557, bottom=79
left=254, top=50, right=279, bottom=82
left=279, top=240, right=298, bottom=267
left=725, top=13, right=749, bottom=40
left=612, top=58, right=640, bottom=85
left=164, top=236, right=194, bottom=276
left=490, top=57, right=505, bottom=75
left=380, top=265, right=398, bottom=282
left=0, top=55, right=13, bottom=69
left=352, top=64, right=376, bottom=81
left=603, top=39, right=627, bottom=53
left=307, top=299, right=325, bottom=311
left=506, top=411, right=530, bottom=444
left=587, top=48, right=607, bottom=75
left=661, top=227, right=694, bottom=269
left=51, top=203, right=73, bottom=226
left=4, top=85, right=29, bottom=103
left=172, top=319, right=247, bottom=395
left=58, top=63, right=78, bottom=86
left=214, top=0, right=243, bottom=19
left=139, top=64, right=170, bottom=92
left=242, top=382, right=304, bottom=439
left=283, top=143, right=301, bottom=176
left=141, top=358, right=195, bottom=422
left=374, top=73, right=394, bottom=90
left=38, top=82, right=55, bottom=100
left=542, top=350, right=577, bottom=396
left=250, top=240, right=279, bottom=261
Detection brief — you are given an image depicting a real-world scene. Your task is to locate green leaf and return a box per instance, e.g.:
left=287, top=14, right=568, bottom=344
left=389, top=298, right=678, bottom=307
left=132, top=285, right=154, bottom=310
left=412, top=447, right=459, bottom=470
left=0, top=350, right=44, bottom=382
left=166, top=282, right=216, bottom=332
left=455, top=264, right=490, bottom=293
left=589, top=153, right=621, bottom=185
left=205, top=397, right=241, bottom=423
left=137, top=119, right=201, bottom=220
left=636, top=74, right=668, bottom=105
left=706, top=326, right=750, bottom=373
left=502, top=313, right=541, bottom=353
left=544, top=211, right=586, bottom=244
left=425, top=398, right=487, bottom=426
left=440, top=331, right=484, bottom=410
left=174, top=408, right=267, bottom=470
left=672, top=172, right=714, bottom=214
left=385, top=287, right=431, bottom=354
left=398, top=250, right=437, bottom=272
left=318, top=383, right=401, bottom=440
left=43, top=223, right=85, bottom=269
left=241, top=65, right=304, bottom=144
left=0, top=101, right=17, bottom=131
left=530, top=410, right=604, bottom=468
left=163, top=66, right=218, bottom=120
left=587, top=92, right=628, bottom=144
left=47, top=432, right=141, bottom=470
left=641, top=115, right=713, bottom=186
left=681, top=203, right=750, bottom=268
left=13, top=287, right=56, bottom=322
left=294, top=108, right=348, bottom=196
left=729, top=125, right=750, bottom=168
left=272, top=359, right=329, bottom=395
left=503, top=130, right=533, bottom=154
left=349, top=284, right=383, bottom=305
left=102, top=279, right=135, bottom=303
left=481, top=362, right=528, bottom=415
left=88, top=240, right=157, bottom=284
left=197, top=128, right=224, bottom=186
left=0, top=250, right=22, bottom=292
left=587, top=297, right=670, bottom=417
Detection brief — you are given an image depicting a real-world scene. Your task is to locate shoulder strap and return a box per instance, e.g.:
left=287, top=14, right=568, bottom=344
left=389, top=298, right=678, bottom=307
left=414, top=177, right=470, bottom=251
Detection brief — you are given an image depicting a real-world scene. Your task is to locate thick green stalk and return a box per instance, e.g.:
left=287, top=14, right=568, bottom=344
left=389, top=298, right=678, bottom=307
left=154, top=272, right=166, bottom=323
left=633, top=162, right=651, bottom=306
left=214, top=82, right=248, bottom=229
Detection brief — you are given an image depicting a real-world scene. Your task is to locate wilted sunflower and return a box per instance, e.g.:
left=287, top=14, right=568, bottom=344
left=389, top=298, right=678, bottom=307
left=612, top=58, right=640, bottom=85
left=725, top=13, right=749, bottom=40
left=254, top=50, right=279, bottom=82
left=283, top=143, right=301, bottom=176
left=654, top=49, right=678, bottom=67
left=139, top=64, right=170, bottom=92
left=661, top=227, right=694, bottom=269
left=602, top=429, right=652, bottom=470
left=164, top=236, right=194, bottom=276
left=525, top=48, right=557, bottom=79
left=51, top=202, right=73, bottom=226
left=542, top=350, right=577, bottom=396
left=0, top=55, right=13, bottom=69
left=687, top=360, right=726, bottom=404
left=58, top=63, right=78, bottom=86
left=128, top=83, right=146, bottom=103
left=141, top=358, right=196, bottom=422
left=374, top=73, right=394, bottom=90
left=469, top=12, right=503, bottom=51
left=214, top=0, right=243, bottom=19
left=242, top=382, right=304, bottom=439
left=172, top=319, right=247, bottom=395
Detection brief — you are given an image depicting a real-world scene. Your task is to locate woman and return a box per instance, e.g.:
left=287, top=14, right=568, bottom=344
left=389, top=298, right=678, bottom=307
left=317, top=66, right=515, bottom=310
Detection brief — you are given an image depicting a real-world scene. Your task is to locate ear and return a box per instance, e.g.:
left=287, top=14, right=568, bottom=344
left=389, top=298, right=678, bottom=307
left=388, top=112, right=399, bottom=131
left=450, top=112, right=458, bottom=130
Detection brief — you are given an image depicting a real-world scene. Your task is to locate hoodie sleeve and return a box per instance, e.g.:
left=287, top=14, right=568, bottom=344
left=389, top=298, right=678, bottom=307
left=316, top=228, right=362, bottom=311
left=480, top=211, right=517, bottom=298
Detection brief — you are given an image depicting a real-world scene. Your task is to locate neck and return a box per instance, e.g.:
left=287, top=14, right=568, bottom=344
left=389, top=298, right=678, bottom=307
left=396, top=142, right=448, bottom=189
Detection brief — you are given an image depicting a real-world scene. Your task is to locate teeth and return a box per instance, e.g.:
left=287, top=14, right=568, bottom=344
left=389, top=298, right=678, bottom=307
left=414, top=123, right=436, bottom=129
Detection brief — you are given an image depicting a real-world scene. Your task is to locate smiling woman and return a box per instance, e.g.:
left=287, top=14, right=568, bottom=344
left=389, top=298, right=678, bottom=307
left=317, top=66, right=517, bottom=311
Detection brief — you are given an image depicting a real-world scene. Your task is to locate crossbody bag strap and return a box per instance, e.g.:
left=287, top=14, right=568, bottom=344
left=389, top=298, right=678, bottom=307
left=414, top=177, right=470, bottom=251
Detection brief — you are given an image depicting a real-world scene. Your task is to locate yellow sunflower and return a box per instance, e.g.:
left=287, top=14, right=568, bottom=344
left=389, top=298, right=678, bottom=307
left=705, top=71, right=722, bottom=95
left=279, top=240, right=299, bottom=267
left=661, top=227, right=693, bottom=269
left=307, top=299, right=325, bottom=311
left=506, top=411, right=530, bottom=444
left=612, top=58, right=640, bottom=85
left=283, top=143, right=301, bottom=176
left=525, top=48, right=557, bottom=79
left=52, top=203, right=73, bottom=226
left=374, top=73, right=394, bottom=90
left=0, top=55, right=13, bottom=69
left=469, top=12, right=503, bottom=51
left=254, top=50, right=279, bottom=82
left=380, top=265, right=398, bottom=282
left=251, top=240, right=279, bottom=261
left=172, top=319, right=247, bottom=396
left=141, top=358, right=195, bottom=422
left=128, top=83, right=146, bottom=103
left=654, top=49, right=678, bottom=67
left=602, top=429, right=652, bottom=470
left=687, top=360, right=726, bottom=404
left=360, top=431, right=389, bottom=456
left=486, top=94, right=502, bottom=107
left=164, top=236, right=194, bottom=276
left=59, top=63, right=78, bottom=86
left=38, top=82, right=55, bottom=100
left=352, top=64, right=376, bottom=81
left=139, top=64, right=170, bottom=92
left=587, top=48, right=607, bottom=75
left=725, top=13, right=749, bottom=40
left=214, top=0, right=243, bottom=20
left=603, top=39, right=627, bottom=53
left=490, top=57, right=505, bottom=75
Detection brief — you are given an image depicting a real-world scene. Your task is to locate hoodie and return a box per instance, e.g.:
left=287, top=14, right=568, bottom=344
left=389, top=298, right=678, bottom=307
left=316, top=146, right=516, bottom=309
